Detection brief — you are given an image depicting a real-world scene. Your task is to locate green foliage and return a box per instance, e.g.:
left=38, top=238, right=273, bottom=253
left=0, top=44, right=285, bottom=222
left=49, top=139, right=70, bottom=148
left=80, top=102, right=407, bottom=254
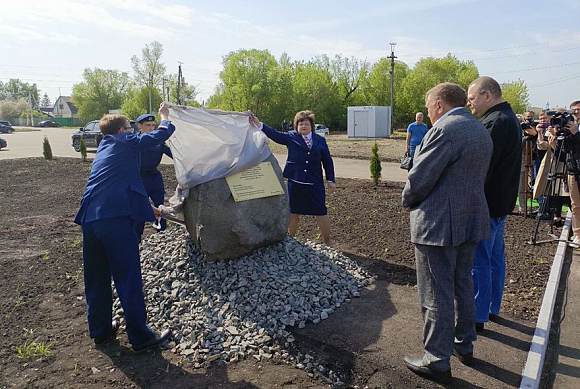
left=42, top=136, right=53, bottom=160
left=71, top=68, right=130, bottom=121
left=121, top=86, right=163, bottom=120
left=502, top=79, right=529, bottom=114
left=399, top=55, right=479, bottom=127
left=0, top=79, right=40, bottom=108
left=16, top=340, right=52, bottom=359
left=131, top=41, right=166, bottom=93
left=0, top=99, right=29, bottom=119
left=40, top=93, right=52, bottom=108
left=79, top=136, right=87, bottom=162
left=370, top=142, right=382, bottom=185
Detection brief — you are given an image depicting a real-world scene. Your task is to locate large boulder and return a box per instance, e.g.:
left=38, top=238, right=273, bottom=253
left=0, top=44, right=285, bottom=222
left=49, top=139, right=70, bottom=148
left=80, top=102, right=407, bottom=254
left=183, top=154, right=289, bottom=261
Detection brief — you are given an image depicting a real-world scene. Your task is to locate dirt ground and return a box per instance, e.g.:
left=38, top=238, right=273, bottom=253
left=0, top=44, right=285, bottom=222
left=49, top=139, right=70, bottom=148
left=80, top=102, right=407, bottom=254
left=269, top=134, right=406, bottom=163
left=0, top=158, right=557, bottom=388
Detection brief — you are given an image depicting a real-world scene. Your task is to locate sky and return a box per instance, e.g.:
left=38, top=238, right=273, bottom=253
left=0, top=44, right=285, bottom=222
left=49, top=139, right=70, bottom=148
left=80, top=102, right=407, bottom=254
left=1, top=0, right=579, bottom=110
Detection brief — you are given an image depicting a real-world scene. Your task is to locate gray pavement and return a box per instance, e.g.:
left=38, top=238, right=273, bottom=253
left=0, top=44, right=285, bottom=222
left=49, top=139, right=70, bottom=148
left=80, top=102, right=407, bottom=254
left=0, top=128, right=407, bottom=182
left=553, top=250, right=580, bottom=388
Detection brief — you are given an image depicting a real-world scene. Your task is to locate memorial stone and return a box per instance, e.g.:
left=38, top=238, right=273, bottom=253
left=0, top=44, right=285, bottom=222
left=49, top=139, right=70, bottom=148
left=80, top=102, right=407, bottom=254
left=183, top=154, right=289, bottom=261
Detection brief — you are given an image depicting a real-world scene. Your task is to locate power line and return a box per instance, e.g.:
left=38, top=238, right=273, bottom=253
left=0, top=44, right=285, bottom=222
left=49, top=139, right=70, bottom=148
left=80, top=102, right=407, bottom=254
left=493, top=61, right=580, bottom=74
left=529, top=74, right=580, bottom=88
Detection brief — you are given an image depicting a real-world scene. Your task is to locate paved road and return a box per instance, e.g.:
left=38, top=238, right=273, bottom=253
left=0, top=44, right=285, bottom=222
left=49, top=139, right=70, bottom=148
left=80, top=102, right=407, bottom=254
left=0, top=128, right=407, bottom=183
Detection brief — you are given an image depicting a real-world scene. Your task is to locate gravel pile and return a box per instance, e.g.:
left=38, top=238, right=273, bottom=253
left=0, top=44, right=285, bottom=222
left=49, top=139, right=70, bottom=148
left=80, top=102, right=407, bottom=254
left=113, top=225, right=373, bottom=377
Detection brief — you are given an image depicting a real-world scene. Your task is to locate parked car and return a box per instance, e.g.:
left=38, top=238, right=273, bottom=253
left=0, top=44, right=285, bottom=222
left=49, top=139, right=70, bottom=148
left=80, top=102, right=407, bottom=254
left=71, top=120, right=138, bottom=152
left=38, top=120, right=61, bottom=127
left=0, top=120, right=14, bottom=134
left=0, top=136, right=7, bottom=149
left=315, top=124, right=329, bottom=136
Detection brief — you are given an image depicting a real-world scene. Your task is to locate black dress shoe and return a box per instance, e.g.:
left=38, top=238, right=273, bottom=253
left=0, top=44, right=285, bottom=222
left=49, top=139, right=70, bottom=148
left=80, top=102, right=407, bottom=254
left=403, top=356, right=451, bottom=384
left=132, top=329, right=171, bottom=354
left=489, top=313, right=498, bottom=322
left=94, top=320, right=119, bottom=345
left=475, top=322, right=484, bottom=332
left=453, top=349, right=474, bottom=366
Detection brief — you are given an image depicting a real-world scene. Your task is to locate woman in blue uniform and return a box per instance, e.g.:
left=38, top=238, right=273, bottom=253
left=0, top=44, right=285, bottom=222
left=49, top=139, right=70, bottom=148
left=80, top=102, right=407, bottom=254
left=134, top=113, right=173, bottom=242
left=249, top=110, right=336, bottom=245
left=74, top=104, right=172, bottom=352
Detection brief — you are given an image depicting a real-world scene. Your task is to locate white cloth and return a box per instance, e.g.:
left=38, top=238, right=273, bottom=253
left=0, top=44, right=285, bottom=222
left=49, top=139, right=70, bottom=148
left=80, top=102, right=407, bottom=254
left=166, top=104, right=271, bottom=190
left=160, top=104, right=271, bottom=218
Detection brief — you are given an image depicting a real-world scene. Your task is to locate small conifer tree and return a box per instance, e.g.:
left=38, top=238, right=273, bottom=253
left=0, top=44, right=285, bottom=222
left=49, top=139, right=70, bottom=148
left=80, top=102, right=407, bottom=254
left=79, top=136, right=87, bottom=162
left=370, top=141, right=381, bottom=185
left=42, top=136, right=53, bottom=160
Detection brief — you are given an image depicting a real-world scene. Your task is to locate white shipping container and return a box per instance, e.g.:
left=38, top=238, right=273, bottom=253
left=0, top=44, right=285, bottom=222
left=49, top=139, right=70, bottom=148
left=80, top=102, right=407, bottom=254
left=347, top=106, right=391, bottom=138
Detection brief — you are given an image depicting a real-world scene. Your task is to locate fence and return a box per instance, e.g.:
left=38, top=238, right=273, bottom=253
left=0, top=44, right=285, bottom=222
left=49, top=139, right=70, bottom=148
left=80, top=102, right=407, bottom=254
left=3, top=117, right=85, bottom=127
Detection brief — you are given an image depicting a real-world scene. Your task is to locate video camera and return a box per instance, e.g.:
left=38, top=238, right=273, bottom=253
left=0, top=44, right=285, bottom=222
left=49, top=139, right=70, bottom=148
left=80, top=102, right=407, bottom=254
left=547, top=110, right=575, bottom=135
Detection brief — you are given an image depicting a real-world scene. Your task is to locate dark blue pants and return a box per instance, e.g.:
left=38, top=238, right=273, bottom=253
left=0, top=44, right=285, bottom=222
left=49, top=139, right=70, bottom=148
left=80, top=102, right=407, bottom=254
left=82, top=216, right=155, bottom=346
left=472, top=216, right=507, bottom=323
left=134, top=187, right=166, bottom=242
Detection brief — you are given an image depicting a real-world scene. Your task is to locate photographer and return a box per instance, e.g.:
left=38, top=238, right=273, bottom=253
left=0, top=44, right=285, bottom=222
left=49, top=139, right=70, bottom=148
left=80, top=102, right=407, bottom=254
left=519, top=113, right=538, bottom=213
left=563, top=101, right=580, bottom=246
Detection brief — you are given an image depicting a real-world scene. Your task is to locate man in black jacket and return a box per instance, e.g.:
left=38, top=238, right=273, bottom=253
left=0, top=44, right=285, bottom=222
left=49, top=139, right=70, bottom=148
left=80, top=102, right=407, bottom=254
left=563, top=101, right=580, bottom=247
left=467, top=76, right=522, bottom=331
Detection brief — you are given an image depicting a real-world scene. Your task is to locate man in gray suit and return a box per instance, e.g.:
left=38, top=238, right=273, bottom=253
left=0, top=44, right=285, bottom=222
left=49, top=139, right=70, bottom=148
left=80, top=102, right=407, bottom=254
left=402, top=83, right=493, bottom=383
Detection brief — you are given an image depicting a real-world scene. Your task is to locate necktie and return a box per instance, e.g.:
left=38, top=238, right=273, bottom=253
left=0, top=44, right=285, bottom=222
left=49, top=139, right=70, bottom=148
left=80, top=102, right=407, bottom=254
left=303, top=135, right=311, bottom=149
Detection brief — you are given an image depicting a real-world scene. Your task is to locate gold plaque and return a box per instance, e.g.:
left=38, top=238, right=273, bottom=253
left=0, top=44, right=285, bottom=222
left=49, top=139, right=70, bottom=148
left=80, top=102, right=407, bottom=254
left=225, top=162, right=285, bottom=202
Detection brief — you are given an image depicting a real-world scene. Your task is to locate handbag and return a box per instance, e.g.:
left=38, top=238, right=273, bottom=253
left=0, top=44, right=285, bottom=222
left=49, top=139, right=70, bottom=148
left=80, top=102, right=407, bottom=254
left=400, top=152, right=413, bottom=170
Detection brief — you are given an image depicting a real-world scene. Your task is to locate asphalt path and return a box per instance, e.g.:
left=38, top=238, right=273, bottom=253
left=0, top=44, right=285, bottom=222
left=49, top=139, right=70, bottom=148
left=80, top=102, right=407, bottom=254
left=0, top=128, right=407, bottom=183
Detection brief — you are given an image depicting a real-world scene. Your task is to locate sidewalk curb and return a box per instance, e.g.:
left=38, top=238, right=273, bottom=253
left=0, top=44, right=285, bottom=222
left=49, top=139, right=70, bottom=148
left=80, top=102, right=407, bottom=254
left=520, top=211, right=572, bottom=388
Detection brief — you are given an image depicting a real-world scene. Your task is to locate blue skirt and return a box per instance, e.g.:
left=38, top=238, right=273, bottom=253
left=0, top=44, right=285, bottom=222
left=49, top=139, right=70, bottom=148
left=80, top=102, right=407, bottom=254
left=288, top=180, right=327, bottom=216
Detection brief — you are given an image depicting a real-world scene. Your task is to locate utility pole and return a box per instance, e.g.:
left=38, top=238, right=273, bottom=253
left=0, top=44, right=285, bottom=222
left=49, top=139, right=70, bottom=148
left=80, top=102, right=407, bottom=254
left=177, top=62, right=183, bottom=105
left=387, top=42, right=397, bottom=136
left=28, top=91, right=34, bottom=127
left=162, top=78, right=167, bottom=101
left=148, top=71, right=153, bottom=113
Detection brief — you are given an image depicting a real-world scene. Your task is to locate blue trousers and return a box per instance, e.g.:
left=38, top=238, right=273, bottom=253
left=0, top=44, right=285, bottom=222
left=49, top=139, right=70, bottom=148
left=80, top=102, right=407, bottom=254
left=472, top=216, right=507, bottom=323
left=82, top=216, right=155, bottom=346
left=409, top=145, right=417, bottom=158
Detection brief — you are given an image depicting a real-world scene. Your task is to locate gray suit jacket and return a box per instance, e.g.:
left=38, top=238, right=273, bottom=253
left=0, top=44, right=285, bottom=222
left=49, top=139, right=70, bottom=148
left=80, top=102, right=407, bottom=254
left=402, top=108, right=493, bottom=247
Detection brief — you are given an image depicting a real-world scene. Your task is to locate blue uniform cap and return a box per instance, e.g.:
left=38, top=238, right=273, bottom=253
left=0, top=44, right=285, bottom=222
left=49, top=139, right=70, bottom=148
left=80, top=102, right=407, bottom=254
left=137, top=114, right=155, bottom=123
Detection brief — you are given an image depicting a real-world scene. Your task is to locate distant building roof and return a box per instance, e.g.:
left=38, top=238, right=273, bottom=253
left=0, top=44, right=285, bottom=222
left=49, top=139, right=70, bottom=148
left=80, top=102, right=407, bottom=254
left=66, top=101, right=78, bottom=114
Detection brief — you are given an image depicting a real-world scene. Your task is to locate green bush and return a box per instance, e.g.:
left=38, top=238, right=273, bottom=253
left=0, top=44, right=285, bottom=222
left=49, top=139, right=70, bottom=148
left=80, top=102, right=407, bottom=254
left=79, top=136, right=87, bottom=162
left=370, top=141, right=381, bottom=185
left=42, top=136, right=53, bottom=160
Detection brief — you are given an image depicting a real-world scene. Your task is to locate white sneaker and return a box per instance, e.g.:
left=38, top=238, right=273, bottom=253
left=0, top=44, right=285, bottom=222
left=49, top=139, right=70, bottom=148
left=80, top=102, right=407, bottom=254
left=569, top=236, right=580, bottom=248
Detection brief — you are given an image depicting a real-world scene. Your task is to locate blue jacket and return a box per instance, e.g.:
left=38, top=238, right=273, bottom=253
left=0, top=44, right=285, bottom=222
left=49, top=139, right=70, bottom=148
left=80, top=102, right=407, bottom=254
left=74, top=121, right=175, bottom=225
left=140, top=143, right=173, bottom=193
left=262, top=124, right=335, bottom=189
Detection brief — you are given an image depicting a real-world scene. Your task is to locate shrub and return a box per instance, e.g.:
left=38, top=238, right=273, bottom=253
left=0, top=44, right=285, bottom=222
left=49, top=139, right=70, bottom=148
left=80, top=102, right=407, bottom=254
left=79, top=136, right=87, bottom=162
left=42, top=136, right=53, bottom=160
left=370, top=141, right=381, bottom=185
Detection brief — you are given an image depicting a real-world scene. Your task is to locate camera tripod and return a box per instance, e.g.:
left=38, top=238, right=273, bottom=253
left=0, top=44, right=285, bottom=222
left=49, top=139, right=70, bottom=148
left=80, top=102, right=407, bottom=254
left=529, top=136, right=570, bottom=244
left=520, top=139, right=535, bottom=217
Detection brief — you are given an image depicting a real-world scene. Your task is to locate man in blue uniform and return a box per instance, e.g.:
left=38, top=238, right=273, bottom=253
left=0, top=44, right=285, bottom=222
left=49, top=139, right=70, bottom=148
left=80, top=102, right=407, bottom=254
left=134, top=113, right=173, bottom=242
left=74, top=104, right=173, bottom=352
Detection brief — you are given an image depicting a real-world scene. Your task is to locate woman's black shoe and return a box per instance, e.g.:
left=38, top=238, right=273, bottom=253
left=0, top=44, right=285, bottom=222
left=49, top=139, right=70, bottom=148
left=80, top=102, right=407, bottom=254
left=132, top=329, right=171, bottom=354
left=94, top=320, right=119, bottom=345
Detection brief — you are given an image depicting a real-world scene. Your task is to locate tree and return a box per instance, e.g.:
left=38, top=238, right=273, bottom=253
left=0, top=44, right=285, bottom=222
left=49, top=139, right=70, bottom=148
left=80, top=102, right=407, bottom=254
left=0, top=79, right=40, bottom=109
left=164, top=74, right=200, bottom=106
left=121, top=86, right=163, bottom=120
left=0, top=99, right=29, bottom=119
left=399, top=55, right=478, bottom=127
left=356, top=59, right=410, bottom=126
left=40, top=93, right=52, bottom=108
left=71, top=68, right=130, bottom=121
left=208, top=49, right=281, bottom=124
left=131, top=41, right=166, bottom=112
left=80, top=136, right=87, bottom=162
left=502, top=79, right=529, bottom=114
left=42, top=136, right=53, bottom=160
left=370, top=142, right=382, bottom=185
